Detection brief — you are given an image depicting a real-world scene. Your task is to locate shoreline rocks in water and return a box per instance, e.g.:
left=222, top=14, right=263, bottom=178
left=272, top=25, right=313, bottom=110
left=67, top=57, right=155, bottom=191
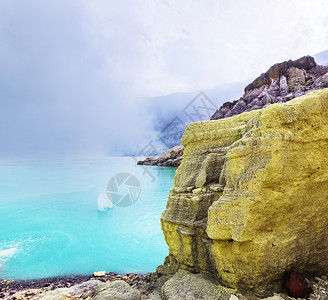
left=137, top=145, right=184, bottom=167
left=0, top=272, right=166, bottom=300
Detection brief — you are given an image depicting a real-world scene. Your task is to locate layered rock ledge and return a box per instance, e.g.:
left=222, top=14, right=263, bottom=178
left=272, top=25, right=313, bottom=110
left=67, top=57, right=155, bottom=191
left=160, top=89, right=328, bottom=297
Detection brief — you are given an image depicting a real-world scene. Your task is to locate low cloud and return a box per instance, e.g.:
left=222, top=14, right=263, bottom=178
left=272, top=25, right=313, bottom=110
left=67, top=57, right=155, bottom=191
left=0, top=0, right=327, bottom=159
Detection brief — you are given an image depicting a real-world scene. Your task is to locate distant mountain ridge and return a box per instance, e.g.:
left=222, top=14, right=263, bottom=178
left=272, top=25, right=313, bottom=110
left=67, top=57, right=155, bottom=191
left=314, top=49, right=328, bottom=66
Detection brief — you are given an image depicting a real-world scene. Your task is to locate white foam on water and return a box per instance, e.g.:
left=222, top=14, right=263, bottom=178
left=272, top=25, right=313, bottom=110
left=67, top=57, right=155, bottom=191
left=0, top=247, right=19, bottom=261
left=0, top=235, right=49, bottom=272
left=0, top=246, right=20, bottom=271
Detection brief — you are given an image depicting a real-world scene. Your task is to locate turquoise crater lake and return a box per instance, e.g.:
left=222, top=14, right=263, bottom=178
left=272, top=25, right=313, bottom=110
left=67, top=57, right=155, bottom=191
left=0, top=158, right=175, bottom=280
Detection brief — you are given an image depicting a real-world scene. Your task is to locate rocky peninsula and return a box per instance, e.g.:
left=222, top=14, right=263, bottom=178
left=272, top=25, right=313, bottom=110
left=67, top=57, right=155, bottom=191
left=137, top=145, right=184, bottom=167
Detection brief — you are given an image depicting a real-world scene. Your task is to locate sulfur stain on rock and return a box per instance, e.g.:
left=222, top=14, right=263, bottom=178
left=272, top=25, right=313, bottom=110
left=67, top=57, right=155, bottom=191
left=160, top=89, right=328, bottom=297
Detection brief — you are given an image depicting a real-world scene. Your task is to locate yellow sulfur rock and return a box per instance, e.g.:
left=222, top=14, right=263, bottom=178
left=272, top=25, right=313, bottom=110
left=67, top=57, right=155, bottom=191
left=161, top=89, right=328, bottom=297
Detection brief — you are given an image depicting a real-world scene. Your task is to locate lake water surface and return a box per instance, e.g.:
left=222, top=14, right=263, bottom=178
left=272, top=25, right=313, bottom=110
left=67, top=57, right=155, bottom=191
left=0, top=158, right=175, bottom=279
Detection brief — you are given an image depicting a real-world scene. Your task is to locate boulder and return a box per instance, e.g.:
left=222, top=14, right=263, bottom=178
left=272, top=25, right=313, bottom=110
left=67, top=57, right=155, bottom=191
left=161, top=89, right=328, bottom=297
left=230, top=100, right=246, bottom=116
left=39, top=280, right=101, bottom=299
left=92, top=280, right=141, bottom=300
left=289, top=55, right=316, bottom=70
left=261, top=94, right=273, bottom=106
left=159, top=146, right=184, bottom=161
left=93, top=271, right=106, bottom=277
left=138, top=157, right=158, bottom=165
left=210, top=104, right=232, bottom=120
left=314, top=72, right=328, bottom=89
left=283, top=271, right=312, bottom=297
left=161, top=269, right=234, bottom=300
left=171, top=156, right=183, bottom=167
left=279, top=76, right=288, bottom=96
left=286, top=66, right=306, bottom=93
left=162, top=159, right=174, bottom=166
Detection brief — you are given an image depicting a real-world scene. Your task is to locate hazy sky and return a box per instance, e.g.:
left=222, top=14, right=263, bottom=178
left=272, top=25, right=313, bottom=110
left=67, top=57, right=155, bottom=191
left=0, top=0, right=328, bottom=158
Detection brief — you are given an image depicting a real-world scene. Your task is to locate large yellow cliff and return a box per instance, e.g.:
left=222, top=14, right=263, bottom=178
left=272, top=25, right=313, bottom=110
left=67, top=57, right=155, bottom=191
left=160, top=89, right=328, bottom=296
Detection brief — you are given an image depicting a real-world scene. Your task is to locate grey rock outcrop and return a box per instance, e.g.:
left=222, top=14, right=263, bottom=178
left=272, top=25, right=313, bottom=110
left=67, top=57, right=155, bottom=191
left=39, top=280, right=101, bottom=299
left=161, top=270, right=234, bottom=300
left=93, top=280, right=141, bottom=300
left=211, top=56, right=328, bottom=120
left=137, top=145, right=184, bottom=167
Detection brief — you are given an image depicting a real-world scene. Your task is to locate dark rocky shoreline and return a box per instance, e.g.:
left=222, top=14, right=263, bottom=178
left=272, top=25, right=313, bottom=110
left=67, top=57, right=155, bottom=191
left=0, top=275, right=89, bottom=299
left=2, top=271, right=328, bottom=299
left=0, top=272, right=163, bottom=299
left=0, top=272, right=171, bottom=300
